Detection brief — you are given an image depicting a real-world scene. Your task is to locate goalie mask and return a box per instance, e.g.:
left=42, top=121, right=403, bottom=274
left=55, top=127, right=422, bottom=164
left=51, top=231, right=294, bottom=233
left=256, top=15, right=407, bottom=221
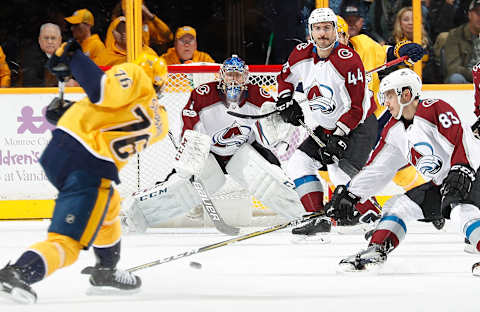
left=378, top=68, right=422, bottom=120
left=219, top=55, right=249, bottom=110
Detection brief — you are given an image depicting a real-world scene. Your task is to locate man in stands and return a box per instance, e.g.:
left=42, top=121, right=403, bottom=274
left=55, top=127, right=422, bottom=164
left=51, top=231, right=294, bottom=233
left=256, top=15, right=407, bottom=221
left=65, top=8, right=105, bottom=65
left=161, top=26, right=214, bottom=65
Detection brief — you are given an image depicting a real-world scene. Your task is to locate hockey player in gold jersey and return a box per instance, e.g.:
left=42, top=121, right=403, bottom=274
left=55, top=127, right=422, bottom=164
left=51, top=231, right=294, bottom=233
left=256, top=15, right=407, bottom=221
left=0, top=40, right=168, bottom=304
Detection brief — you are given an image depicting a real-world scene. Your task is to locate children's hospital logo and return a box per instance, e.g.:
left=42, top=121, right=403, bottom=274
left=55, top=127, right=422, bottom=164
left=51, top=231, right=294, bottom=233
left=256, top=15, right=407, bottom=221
left=17, top=106, right=55, bottom=134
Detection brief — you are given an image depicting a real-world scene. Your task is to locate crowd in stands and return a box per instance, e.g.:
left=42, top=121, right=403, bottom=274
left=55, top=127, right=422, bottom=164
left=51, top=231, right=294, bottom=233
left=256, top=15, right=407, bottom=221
left=0, top=0, right=479, bottom=87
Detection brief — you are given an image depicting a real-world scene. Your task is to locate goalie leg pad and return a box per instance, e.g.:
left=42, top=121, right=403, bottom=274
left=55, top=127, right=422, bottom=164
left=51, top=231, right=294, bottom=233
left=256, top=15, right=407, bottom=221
left=123, top=175, right=202, bottom=232
left=122, top=154, right=226, bottom=232
left=226, top=144, right=304, bottom=219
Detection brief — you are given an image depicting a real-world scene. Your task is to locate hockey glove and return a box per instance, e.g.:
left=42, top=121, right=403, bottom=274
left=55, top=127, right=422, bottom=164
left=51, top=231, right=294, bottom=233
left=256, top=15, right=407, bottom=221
left=472, top=116, right=480, bottom=140
left=319, top=134, right=349, bottom=164
left=394, top=41, right=425, bottom=66
left=325, top=185, right=360, bottom=225
left=47, top=39, right=82, bottom=82
left=276, top=94, right=304, bottom=127
left=45, top=97, right=75, bottom=125
left=440, top=164, right=476, bottom=218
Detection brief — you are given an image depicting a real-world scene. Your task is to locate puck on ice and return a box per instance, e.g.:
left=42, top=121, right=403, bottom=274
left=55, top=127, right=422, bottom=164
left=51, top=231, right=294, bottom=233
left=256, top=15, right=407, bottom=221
left=189, top=261, right=202, bottom=269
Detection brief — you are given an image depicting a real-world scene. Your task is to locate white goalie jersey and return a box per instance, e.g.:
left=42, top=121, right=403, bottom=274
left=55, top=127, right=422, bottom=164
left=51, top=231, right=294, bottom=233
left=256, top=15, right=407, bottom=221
left=348, top=98, right=480, bottom=201
left=180, top=81, right=276, bottom=157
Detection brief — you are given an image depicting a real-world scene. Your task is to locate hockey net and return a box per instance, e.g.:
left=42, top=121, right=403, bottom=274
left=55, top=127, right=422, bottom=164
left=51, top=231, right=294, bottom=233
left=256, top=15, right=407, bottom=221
left=117, top=64, right=308, bottom=227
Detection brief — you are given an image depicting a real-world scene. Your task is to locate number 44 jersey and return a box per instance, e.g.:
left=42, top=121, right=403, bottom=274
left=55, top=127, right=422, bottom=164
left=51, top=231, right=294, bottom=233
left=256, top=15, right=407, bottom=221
left=57, top=62, right=169, bottom=177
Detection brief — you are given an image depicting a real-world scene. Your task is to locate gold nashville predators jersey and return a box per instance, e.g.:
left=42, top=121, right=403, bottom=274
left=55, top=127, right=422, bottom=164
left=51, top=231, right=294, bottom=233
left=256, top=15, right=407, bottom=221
left=350, top=34, right=389, bottom=117
left=57, top=62, right=168, bottom=172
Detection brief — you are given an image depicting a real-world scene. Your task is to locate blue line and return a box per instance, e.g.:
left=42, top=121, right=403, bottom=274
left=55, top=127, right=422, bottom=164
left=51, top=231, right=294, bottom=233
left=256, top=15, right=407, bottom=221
left=293, top=175, right=319, bottom=187
left=466, top=221, right=480, bottom=239
left=380, top=215, right=407, bottom=233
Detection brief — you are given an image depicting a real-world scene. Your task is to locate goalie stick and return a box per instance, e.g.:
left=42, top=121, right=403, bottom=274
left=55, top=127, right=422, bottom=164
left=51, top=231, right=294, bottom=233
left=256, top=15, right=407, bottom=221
left=169, top=130, right=240, bottom=236
left=127, top=211, right=324, bottom=272
left=226, top=56, right=409, bottom=120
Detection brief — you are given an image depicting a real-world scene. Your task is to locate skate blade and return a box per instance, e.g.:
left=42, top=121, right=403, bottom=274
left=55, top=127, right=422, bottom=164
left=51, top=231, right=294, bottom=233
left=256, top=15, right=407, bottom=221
left=336, top=262, right=383, bottom=275
left=0, top=287, right=36, bottom=304
left=291, top=235, right=331, bottom=245
left=464, top=244, right=480, bottom=254
left=85, top=286, right=141, bottom=296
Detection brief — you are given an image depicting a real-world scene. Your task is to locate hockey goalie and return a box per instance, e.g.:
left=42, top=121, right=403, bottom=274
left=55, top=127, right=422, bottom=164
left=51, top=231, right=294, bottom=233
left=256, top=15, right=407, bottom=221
left=121, top=55, right=304, bottom=233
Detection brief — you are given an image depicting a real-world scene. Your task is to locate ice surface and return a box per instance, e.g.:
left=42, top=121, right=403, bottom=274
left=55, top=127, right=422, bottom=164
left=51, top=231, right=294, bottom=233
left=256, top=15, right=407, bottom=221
left=0, top=220, right=478, bottom=312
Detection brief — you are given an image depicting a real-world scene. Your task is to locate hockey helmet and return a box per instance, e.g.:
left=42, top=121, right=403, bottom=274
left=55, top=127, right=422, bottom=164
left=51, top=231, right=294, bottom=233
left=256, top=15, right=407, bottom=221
left=308, top=8, right=338, bottom=49
left=378, top=68, right=422, bottom=119
left=337, top=16, right=349, bottom=36
left=134, top=53, right=168, bottom=88
left=219, top=54, right=249, bottom=109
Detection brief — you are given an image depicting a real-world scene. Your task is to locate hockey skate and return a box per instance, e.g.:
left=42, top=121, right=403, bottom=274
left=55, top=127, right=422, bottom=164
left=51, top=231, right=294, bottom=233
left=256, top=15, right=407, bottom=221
left=292, top=216, right=331, bottom=235
left=338, top=244, right=387, bottom=273
left=81, top=265, right=141, bottom=294
left=0, top=263, right=37, bottom=304
left=432, top=218, right=445, bottom=230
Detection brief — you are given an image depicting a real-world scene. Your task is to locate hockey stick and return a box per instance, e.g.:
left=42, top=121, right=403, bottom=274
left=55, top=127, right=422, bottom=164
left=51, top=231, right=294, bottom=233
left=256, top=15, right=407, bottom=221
left=366, top=56, right=408, bottom=75
left=127, top=211, right=324, bottom=272
left=169, top=130, right=240, bottom=236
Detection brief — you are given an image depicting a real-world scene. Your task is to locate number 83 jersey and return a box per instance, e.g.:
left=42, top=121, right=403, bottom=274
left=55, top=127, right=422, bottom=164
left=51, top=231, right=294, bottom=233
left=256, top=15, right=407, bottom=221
left=57, top=62, right=168, bottom=179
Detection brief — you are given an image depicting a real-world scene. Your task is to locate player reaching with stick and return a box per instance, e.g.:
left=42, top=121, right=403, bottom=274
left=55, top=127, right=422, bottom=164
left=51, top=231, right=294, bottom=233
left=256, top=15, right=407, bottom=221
left=0, top=40, right=169, bottom=303
left=325, top=68, right=480, bottom=273
left=122, top=55, right=305, bottom=233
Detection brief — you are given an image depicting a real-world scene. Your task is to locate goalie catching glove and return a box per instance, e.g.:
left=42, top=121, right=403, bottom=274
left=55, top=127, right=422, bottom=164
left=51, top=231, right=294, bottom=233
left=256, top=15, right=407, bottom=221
left=276, top=93, right=304, bottom=126
left=440, top=164, right=476, bottom=218
left=325, top=185, right=360, bottom=225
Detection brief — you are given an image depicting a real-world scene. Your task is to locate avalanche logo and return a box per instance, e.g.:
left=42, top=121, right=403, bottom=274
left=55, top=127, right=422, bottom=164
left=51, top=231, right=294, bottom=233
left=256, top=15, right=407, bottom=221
left=409, top=142, right=443, bottom=178
left=307, top=83, right=336, bottom=114
left=212, top=121, right=251, bottom=149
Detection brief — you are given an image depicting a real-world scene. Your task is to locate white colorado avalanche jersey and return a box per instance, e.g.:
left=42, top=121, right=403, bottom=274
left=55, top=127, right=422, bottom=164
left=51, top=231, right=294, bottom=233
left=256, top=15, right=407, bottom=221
left=277, top=42, right=375, bottom=134
left=349, top=98, right=480, bottom=201
left=181, top=81, right=274, bottom=157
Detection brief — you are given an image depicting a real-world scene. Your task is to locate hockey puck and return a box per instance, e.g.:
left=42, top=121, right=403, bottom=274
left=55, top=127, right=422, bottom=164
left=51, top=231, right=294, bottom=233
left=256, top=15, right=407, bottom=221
left=189, top=261, right=202, bottom=269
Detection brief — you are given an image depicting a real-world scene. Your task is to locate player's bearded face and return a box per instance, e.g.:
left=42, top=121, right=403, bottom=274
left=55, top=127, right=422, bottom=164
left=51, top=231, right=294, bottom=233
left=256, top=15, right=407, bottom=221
left=311, top=22, right=336, bottom=48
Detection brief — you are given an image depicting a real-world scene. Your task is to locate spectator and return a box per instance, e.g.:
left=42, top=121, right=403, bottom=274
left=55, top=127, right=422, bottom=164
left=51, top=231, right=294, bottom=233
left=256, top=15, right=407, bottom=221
left=105, top=0, right=173, bottom=53
left=161, top=26, right=214, bottom=65
left=369, top=0, right=411, bottom=44
left=429, top=0, right=470, bottom=42
left=340, top=1, right=382, bottom=42
left=64, top=9, right=105, bottom=65
left=21, top=23, right=62, bottom=87
left=444, top=0, right=480, bottom=83
left=386, top=7, right=437, bottom=83
left=96, top=17, right=159, bottom=67
left=0, top=45, right=10, bottom=87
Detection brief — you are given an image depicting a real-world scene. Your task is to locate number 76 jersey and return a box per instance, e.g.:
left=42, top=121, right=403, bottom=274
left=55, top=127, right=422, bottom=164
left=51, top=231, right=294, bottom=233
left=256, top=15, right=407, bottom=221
left=57, top=62, right=169, bottom=172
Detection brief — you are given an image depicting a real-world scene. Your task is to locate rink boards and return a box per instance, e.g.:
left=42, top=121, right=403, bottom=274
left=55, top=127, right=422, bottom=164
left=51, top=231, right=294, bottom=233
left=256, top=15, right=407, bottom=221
left=0, top=85, right=475, bottom=219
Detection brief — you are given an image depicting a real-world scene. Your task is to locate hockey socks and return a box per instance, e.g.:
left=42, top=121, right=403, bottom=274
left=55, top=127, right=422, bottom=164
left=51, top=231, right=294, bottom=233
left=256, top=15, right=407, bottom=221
left=294, top=175, right=324, bottom=212
left=369, top=214, right=407, bottom=251
left=464, top=219, right=480, bottom=253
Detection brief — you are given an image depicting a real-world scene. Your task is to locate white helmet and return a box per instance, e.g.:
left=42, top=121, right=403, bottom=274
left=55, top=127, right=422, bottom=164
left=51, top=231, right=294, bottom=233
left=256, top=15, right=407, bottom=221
left=378, top=68, right=422, bottom=120
left=308, top=8, right=338, bottom=50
